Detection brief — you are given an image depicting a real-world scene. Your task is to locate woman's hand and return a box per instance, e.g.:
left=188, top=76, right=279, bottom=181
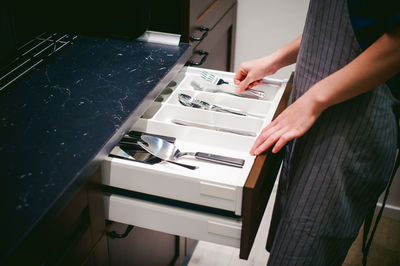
left=234, top=35, right=302, bottom=93
left=234, top=56, right=279, bottom=93
left=250, top=92, right=324, bottom=155
left=249, top=24, right=400, bottom=155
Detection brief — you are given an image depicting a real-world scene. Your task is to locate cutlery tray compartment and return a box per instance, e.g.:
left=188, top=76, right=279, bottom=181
left=102, top=66, right=287, bottom=213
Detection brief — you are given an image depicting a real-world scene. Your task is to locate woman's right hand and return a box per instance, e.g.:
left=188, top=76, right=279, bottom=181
left=234, top=35, right=302, bottom=93
left=234, top=55, right=279, bottom=93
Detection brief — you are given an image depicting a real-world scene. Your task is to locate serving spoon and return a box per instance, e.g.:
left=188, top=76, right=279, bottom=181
left=138, top=135, right=245, bottom=168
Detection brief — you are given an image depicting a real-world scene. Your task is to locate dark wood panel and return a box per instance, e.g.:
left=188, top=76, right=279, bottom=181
left=107, top=223, right=178, bottom=266
left=4, top=167, right=109, bottom=266
left=185, top=238, right=197, bottom=256
left=188, top=0, right=235, bottom=43
left=83, top=235, right=109, bottom=266
left=58, top=225, right=93, bottom=266
left=239, top=73, right=294, bottom=259
left=87, top=168, right=108, bottom=245
left=192, top=27, right=230, bottom=71
left=188, top=4, right=236, bottom=71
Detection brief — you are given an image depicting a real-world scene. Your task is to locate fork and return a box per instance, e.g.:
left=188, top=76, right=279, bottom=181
left=201, top=71, right=265, bottom=98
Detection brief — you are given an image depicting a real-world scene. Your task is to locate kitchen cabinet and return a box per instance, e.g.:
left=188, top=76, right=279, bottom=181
left=149, top=0, right=237, bottom=71
left=0, top=32, right=192, bottom=265
left=1, top=1, right=290, bottom=263
left=101, top=67, right=293, bottom=260
left=5, top=169, right=107, bottom=266
left=106, top=222, right=186, bottom=266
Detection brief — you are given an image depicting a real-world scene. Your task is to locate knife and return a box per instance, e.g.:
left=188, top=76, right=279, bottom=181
left=171, top=119, right=257, bottom=137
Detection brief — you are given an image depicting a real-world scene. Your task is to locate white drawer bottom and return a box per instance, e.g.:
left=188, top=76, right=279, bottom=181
left=104, top=194, right=242, bottom=248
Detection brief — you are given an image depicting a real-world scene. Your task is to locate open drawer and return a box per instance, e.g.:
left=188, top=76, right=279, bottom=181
left=102, top=67, right=293, bottom=259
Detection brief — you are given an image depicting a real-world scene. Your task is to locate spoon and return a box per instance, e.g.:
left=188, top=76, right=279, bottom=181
left=139, top=135, right=245, bottom=168
left=137, top=139, right=198, bottom=170
left=178, top=93, right=247, bottom=116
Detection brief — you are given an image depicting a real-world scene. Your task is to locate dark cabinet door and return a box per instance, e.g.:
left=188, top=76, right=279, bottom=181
left=148, top=0, right=237, bottom=72
left=189, top=3, right=236, bottom=71
left=5, top=168, right=109, bottom=266
left=106, top=222, right=180, bottom=266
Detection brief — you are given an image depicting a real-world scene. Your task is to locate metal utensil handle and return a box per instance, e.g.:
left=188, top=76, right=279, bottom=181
left=248, top=88, right=264, bottom=94
left=245, top=89, right=264, bottom=98
left=137, top=141, right=198, bottom=170
left=166, top=160, right=198, bottom=170
left=215, top=127, right=257, bottom=137
left=214, top=106, right=246, bottom=116
left=194, top=152, right=245, bottom=168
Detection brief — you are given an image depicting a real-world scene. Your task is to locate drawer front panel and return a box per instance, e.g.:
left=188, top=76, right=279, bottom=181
left=104, top=194, right=242, bottom=248
left=102, top=157, right=241, bottom=213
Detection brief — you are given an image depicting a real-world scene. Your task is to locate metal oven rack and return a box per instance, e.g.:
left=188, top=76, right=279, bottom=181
left=0, top=32, right=77, bottom=93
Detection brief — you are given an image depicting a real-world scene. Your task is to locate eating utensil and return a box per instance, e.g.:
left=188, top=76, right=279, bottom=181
left=200, top=71, right=264, bottom=98
left=191, top=80, right=262, bottom=99
left=138, top=140, right=198, bottom=170
left=139, top=135, right=245, bottom=168
left=178, top=93, right=247, bottom=116
left=171, top=118, right=257, bottom=137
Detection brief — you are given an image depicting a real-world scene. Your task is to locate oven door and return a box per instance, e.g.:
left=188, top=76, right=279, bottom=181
left=102, top=67, right=293, bottom=259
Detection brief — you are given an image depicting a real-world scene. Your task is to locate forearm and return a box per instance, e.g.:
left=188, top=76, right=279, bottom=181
left=269, top=35, right=302, bottom=72
left=306, top=27, right=400, bottom=113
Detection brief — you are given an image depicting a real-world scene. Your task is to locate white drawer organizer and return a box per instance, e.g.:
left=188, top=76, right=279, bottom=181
left=102, top=66, right=290, bottom=259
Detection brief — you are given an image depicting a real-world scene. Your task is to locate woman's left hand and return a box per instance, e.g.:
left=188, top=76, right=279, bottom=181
left=250, top=93, right=323, bottom=155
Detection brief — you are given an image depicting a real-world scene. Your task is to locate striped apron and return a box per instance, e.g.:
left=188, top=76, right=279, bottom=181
left=265, top=0, right=399, bottom=265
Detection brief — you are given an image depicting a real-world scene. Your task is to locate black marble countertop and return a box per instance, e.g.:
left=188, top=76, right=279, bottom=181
left=0, top=35, right=191, bottom=262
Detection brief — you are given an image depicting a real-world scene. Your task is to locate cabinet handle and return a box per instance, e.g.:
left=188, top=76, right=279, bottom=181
left=190, top=26, right=209, bottom=41
left=188, top=50, right=209, bottom=66
left=107, top=225, right=134, bottom=239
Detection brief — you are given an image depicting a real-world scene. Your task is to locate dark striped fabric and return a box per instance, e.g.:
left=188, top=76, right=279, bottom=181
left=265, top=0, right=399, bottom=265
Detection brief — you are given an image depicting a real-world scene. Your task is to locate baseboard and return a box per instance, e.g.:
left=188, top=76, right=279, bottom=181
left=376, top=202, right=400, bottom=220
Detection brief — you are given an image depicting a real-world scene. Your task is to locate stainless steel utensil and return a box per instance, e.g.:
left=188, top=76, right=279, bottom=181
left=178, top=93, right=247, bottom=116
left=200, top=71, right=265, bottom=98
left=139, top=135, right=245, bottom=168
left=138, top=141, right=198, bottom=170
left=190, top=80, right=261, bottom=99
left=171, top=118, right=257, bottom=137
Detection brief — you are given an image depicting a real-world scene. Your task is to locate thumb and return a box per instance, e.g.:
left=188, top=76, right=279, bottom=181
left=236, top=76, right=252, bottom=93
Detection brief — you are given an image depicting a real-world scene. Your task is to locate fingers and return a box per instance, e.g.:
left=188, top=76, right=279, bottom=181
left=250, top=122, right=280, bottom=154
left=247, top=80, right=263, bottom=89
left=237, top=77, right=264, bottom=93
left=271, top=132, right=294, bottom=153
left=236, top=76, right=253, bottom=92
left=250, top=119, right=299, bottom=155
left=233, top=69, right=247, bottom=85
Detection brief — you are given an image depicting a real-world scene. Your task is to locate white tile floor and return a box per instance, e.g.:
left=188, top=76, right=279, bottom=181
left=188, top=186, right=277, bottom=266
